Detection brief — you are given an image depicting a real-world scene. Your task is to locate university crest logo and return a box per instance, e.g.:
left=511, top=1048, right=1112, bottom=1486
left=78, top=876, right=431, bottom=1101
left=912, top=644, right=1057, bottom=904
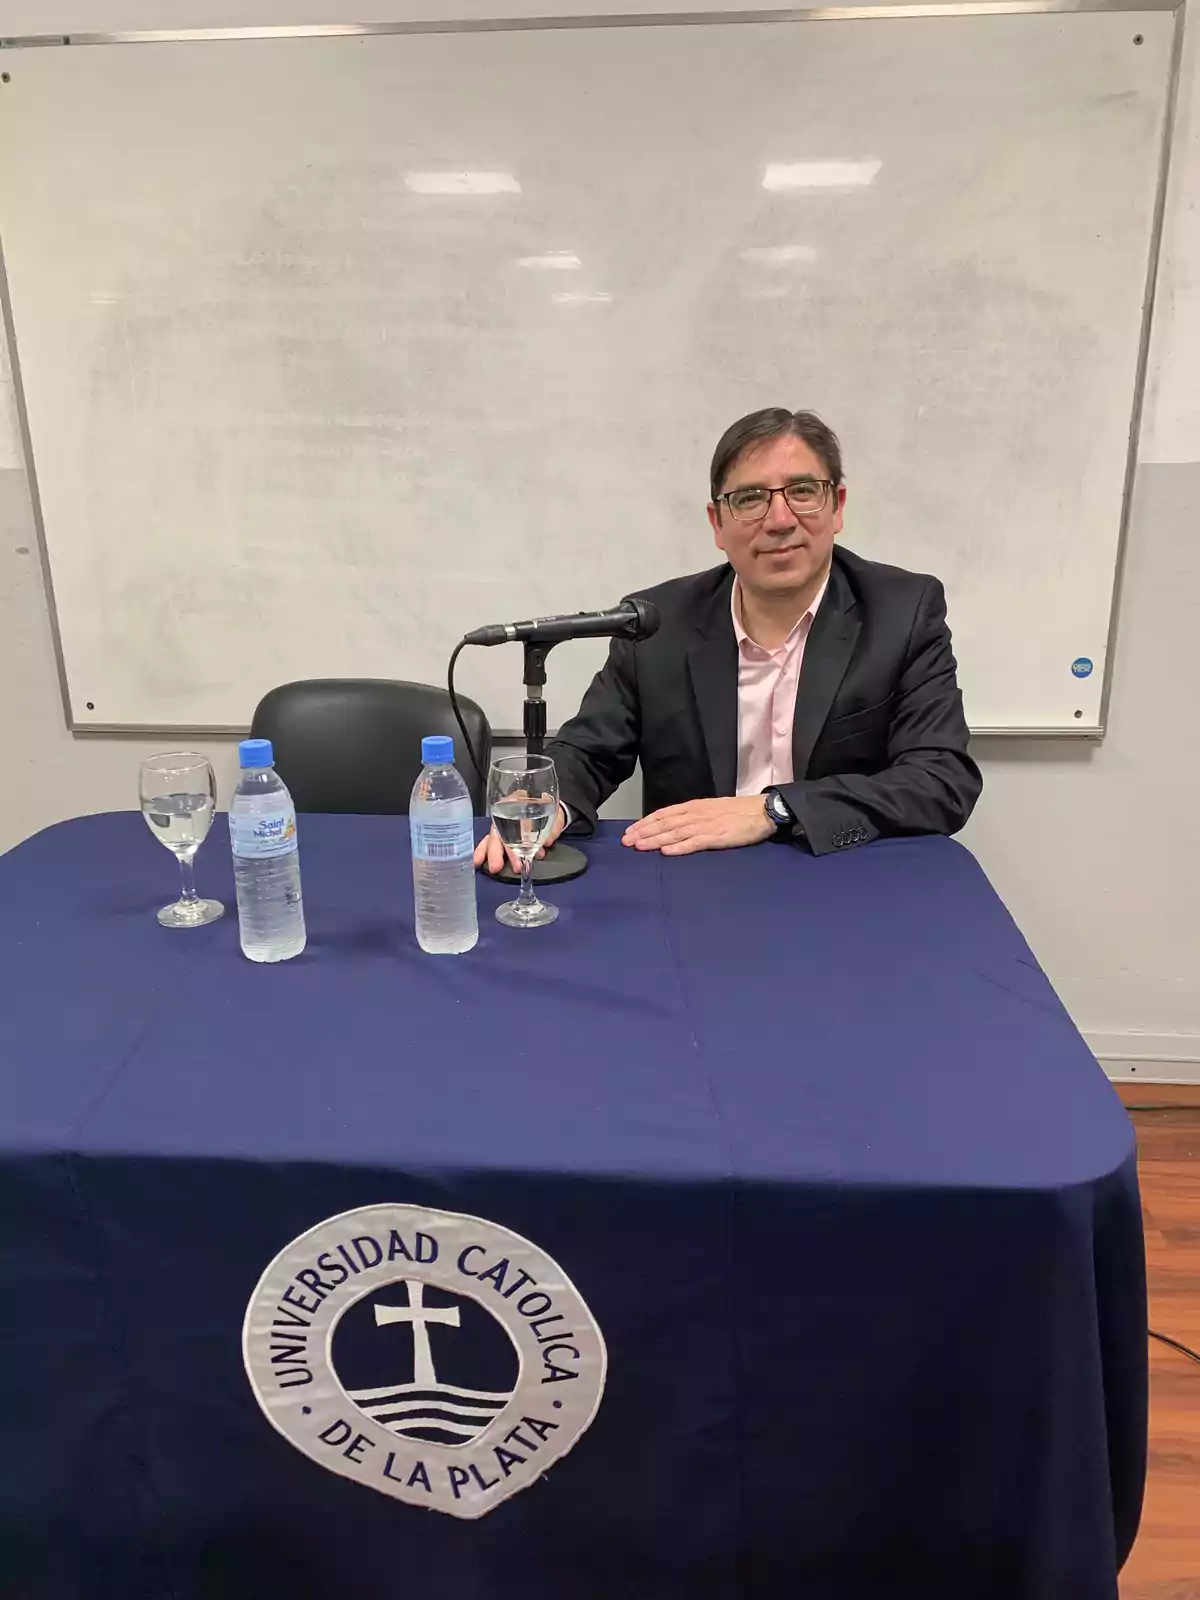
left=243, top=1204, right=606, bottom=1518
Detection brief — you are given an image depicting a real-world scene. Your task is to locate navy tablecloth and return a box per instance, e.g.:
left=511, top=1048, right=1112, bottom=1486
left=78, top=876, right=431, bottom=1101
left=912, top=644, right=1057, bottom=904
left=0, top=813, right=1145, bottom=1600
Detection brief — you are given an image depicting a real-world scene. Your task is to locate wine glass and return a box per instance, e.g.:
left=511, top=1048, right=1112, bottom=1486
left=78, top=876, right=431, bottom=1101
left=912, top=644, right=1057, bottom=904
left=139, top=752, right=225, bottom=928
left=488, top=754, right=560, bottom=929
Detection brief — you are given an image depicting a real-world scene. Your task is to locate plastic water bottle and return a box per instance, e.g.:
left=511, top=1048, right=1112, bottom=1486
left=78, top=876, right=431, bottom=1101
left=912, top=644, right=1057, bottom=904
left=229, top=738, right=307, bottom=963
left=411, top=735, right=478, bottom=955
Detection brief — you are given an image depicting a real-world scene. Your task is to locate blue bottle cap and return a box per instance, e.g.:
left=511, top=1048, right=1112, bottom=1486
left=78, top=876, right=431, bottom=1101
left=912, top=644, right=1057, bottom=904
left=422, top=735, right=454, bottom=765
left=239, top=738, right=274, bottom=768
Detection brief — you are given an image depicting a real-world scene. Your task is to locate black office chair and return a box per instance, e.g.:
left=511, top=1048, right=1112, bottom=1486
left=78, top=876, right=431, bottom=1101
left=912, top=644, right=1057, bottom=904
left=250, top=679, right=492, bottom=814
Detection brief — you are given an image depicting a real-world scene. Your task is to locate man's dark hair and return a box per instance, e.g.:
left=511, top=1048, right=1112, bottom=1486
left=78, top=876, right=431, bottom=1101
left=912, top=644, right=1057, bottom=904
left=709, top=408, right=843, bottom=502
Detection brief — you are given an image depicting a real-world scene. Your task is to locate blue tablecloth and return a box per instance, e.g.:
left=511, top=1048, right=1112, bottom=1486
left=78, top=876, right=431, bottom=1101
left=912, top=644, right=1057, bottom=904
left=0, top=813, right=1145, bottom=1600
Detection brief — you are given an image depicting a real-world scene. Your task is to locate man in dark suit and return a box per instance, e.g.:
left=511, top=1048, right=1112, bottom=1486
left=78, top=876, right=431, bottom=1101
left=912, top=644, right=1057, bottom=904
left=475, top=406, right=980, bottom=869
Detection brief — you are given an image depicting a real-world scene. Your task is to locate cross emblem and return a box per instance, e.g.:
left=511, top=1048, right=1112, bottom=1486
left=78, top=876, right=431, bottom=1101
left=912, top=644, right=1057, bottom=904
left=374, top=1280, right=461, bottom=1388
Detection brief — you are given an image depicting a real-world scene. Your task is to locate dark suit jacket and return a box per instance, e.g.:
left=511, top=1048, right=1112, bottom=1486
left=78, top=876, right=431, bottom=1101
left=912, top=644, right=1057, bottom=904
left=546, top=547, right=982, bottom=856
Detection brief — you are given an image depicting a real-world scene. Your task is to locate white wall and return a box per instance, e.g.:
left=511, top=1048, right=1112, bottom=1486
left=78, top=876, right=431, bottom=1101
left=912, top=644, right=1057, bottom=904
left=2, top=0, right=1198, bottom=1080
left=960, top=463, right=1200, bottom=1080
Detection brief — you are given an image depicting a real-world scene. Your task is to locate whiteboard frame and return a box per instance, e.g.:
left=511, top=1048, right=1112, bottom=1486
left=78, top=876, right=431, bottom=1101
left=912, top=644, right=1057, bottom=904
left=0, top=0, right=1185, bottom=740
left=0, top=1, right=1184, bottom=47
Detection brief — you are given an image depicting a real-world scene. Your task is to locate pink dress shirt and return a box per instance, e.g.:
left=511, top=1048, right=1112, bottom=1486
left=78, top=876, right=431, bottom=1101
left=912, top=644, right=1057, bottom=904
left=732, top=575, right=828, bottom=796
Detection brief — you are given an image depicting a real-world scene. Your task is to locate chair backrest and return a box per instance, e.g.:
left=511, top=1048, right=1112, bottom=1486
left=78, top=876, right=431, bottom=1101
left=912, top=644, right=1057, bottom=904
left=250, top=679, right=492, bottom=814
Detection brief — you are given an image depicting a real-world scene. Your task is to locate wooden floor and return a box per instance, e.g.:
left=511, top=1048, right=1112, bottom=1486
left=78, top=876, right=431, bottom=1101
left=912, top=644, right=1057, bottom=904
left=1116, top=1091, right=1200, bottom=1600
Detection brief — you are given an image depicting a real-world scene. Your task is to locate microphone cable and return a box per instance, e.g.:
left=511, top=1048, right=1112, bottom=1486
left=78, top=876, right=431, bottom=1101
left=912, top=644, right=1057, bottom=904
left=447, top=639, right=485, bottom=787
left=1149, top=1328, right=1200, bottom=1366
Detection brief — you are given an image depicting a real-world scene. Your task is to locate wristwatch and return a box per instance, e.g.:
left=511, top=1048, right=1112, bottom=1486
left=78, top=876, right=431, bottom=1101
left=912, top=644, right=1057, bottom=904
left=763, top=787, right=797, bottom=837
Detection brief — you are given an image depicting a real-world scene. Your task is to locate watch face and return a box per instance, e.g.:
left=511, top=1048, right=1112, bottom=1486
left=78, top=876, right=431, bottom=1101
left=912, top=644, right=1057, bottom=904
left=768, top=792, right=788, bottom=824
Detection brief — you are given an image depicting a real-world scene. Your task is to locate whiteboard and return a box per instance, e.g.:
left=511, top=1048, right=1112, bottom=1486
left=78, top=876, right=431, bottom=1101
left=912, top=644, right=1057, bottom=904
left=0, top=10, right=1176, bottom=732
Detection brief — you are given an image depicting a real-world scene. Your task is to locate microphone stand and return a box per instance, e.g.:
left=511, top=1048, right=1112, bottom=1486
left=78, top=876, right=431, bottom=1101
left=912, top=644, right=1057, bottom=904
left=495, top=641, right=589, bottom=886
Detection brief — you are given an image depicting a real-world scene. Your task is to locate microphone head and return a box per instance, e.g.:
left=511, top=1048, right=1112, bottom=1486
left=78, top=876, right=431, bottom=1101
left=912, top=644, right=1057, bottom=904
left=627, top=597, right=661, bottom=641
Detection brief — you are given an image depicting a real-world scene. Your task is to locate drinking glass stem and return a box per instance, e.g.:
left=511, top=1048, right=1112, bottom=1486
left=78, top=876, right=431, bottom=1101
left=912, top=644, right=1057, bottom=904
left=178, top=850, right=199, bottom=906
left=517, top=854, right=537, bottom=910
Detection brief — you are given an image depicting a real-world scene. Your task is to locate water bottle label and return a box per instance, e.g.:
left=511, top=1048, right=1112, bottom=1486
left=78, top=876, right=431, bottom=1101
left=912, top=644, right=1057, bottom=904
left=411, top=816, right=474, bottom=863
left=230, top=807, right=298, bottom=860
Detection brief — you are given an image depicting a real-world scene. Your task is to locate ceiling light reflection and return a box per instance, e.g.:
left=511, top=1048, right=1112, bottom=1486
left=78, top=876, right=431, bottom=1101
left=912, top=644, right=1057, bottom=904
left=762, top=161, right=881, bottom=191
left=518, top=252, right=583, bottom=270
left=404, top=171, right=521, bottom=195
left=739, top=245, right=818, bottom=266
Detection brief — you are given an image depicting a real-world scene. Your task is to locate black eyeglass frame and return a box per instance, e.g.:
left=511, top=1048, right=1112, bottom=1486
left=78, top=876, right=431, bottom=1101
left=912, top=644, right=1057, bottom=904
left=713, top=479, right=837, bottom=522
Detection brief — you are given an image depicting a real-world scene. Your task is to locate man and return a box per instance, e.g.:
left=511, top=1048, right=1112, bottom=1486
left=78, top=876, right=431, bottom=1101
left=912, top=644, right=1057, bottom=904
left=475, top=406, right=980, bottom=870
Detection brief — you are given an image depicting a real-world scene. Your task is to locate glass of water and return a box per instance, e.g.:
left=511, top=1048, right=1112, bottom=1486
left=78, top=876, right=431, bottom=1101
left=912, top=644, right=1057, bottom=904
left=488, top=754, right=559, bottom=929
left=139, top=752, right=225, bottom=928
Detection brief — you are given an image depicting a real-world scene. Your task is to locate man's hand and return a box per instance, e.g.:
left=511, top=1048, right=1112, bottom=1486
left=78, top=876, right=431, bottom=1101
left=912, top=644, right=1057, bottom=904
left=474, top=803, right=569, bottom=876
left=622, top=795, right=774, bottom=857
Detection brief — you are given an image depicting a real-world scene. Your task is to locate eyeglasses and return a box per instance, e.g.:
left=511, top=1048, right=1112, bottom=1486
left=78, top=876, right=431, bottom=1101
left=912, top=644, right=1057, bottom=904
left=715, top=479, right=835, bottom=523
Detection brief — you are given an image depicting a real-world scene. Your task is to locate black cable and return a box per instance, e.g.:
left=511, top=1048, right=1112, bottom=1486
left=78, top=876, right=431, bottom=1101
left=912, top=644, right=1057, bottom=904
left=447, top=640, right=484, bottom=786
left=1149, top=1328, right=1200, bottom=1366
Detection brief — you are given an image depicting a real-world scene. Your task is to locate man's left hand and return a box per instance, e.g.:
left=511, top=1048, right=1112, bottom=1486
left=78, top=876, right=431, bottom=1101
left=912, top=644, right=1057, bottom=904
left=622, top=795, right=774, bottom=856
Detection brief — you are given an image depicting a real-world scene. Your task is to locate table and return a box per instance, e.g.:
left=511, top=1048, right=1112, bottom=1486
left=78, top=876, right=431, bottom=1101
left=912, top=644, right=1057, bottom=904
left=0, top=813, right=1146, bottom=1600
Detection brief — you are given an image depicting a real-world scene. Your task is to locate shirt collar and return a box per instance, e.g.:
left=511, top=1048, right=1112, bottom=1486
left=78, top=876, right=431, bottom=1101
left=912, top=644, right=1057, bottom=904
left=731, top=570, right=830, bottom=653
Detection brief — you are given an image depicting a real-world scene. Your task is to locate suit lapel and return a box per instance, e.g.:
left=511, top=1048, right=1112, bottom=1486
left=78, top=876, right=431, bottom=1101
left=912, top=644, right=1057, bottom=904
left=686, top=573, right=738, bottom=797
left=791, top=560, right=861, bottom=781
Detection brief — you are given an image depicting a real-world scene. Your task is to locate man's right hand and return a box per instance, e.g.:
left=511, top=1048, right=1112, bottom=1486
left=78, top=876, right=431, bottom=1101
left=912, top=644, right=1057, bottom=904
left=473, top=804, right=569, bottom=876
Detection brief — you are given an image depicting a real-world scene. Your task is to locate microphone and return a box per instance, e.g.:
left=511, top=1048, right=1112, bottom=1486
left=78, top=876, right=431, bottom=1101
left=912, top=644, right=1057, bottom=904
left=462, top=597, right=660, bottom=648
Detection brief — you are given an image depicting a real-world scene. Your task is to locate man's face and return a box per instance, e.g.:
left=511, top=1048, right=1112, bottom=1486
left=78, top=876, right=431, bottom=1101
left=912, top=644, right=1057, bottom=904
left=707, top=433, right=844, bottom=598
